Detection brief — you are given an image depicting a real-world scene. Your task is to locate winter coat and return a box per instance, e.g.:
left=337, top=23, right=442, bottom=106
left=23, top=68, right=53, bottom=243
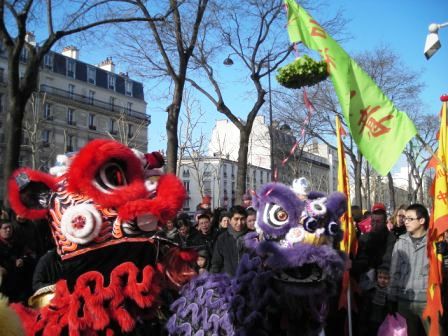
left=210, top=227, right=247, bottom=276
left=388, top=233, right=428, bottom=303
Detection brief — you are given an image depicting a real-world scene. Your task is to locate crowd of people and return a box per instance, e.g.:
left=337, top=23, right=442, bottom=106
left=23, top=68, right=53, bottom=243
left=330, top=202, right=448, bottom=336
left=1, top=193, right=448, bottom=336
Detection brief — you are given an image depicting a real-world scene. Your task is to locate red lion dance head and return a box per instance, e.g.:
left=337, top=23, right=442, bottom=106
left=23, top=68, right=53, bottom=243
left=6, top=139, right=195, bottom=335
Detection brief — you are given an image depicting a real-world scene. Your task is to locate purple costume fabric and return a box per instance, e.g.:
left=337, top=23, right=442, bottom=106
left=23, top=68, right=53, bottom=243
left=167, top=183, right=347, bottom=336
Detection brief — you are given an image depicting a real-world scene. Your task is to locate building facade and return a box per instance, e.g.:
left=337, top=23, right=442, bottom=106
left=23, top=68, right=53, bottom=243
left=0, top=36, right=150, bottom=196
left=208, top=115, right=338, bottom=194
left=178, top=157, right=271, bottom=213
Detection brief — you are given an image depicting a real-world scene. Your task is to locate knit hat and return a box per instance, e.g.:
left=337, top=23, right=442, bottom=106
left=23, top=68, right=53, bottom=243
left=371, top=203, right=386, bottom=213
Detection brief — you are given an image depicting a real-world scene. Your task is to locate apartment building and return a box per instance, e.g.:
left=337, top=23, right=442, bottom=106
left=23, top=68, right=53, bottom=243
left=0, top=34, right=150, bottom=195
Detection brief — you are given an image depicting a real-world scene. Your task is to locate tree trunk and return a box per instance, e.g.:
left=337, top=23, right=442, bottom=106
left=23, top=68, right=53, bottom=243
left=236, top=129, right=250, bottom=204
left=387, top=172, right=396, bottom=211
left=2, top=98, right=27, bottom=208
left=366, top=163, right=371, bottom=210
left=354, top=153, right=363, bottom=208
left=165, top=80, right=185, bottom=174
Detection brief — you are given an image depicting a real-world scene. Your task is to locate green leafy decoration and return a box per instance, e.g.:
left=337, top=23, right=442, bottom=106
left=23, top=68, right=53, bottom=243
left=276, top=55, right=329, bottom=89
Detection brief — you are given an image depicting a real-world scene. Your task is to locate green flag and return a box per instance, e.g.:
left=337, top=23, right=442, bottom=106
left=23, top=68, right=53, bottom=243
left=285, top=0, right=417, bottom=175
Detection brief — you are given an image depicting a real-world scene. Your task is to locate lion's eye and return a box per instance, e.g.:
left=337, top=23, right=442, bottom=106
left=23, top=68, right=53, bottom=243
left=263, top=203, right=289, bottom=227
left=95, top=161, right=128, bottom=192
left=275, top=209, right=288, bottom=221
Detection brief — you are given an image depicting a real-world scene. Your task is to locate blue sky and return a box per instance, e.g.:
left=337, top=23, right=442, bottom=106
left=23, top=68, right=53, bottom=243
left=145, top=0, right=448, bottom=152
left=34, top=0, right=448, bottom=157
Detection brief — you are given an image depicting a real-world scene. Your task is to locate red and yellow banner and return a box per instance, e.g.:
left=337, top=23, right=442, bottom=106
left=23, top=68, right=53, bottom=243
left=336, top=116, right=357, bottom=310
left=423, top=96, right=448, bottom=336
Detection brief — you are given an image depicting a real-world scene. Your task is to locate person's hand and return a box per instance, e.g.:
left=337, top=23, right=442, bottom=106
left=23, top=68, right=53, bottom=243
left=386, top=300, right=398, bottom=317
left=0, top=266, right=7, bottom=276
left=16, top=258, right=24, bottom=268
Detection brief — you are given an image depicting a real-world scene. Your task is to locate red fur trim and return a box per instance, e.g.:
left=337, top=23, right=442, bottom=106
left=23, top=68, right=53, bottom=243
left=10, top=303, right=38, bottom=336
left=66, top=139, right=148, bottom=208
left=118, top=174, right=186, bottom=222
left=163, top=247, right=197, bottom=289
left=8, top=168, right=58, bottom=220
left=31, top=262, right=162, bottom=335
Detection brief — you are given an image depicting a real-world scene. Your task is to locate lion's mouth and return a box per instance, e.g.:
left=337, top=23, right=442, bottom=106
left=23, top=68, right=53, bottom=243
left=122, top=214, right=158, bottom=235
left=274, top=263, right=324, bottom=283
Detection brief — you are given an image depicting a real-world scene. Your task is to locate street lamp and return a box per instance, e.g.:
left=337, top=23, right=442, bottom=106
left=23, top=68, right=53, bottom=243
left=223, top=55, right=234, bottom=66
left=264, top=59, right=275, bottom=179
left=223, top=55, right=275, bottom=178
left=424, top=22, right=448, bottom=59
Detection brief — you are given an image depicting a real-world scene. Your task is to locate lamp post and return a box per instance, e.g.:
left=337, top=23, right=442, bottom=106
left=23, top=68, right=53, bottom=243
left=266, top=59, right=275, bottom=179
left=424, top=21, right=448, bottom=59
left=223, top=55, right=275, bottom=179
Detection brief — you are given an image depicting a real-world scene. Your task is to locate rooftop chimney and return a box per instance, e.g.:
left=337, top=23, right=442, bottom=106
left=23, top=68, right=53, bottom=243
left=99, top=57, right=115, bottom=73
left=25, top=32, right=36, bottom=46
left=62, top=46, right=79, bottom=60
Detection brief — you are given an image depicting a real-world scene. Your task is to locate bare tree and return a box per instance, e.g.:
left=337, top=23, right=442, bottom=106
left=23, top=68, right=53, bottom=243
left=403, top=114, right=438, bottom=203
left=112, top=0, right=209, bottom=175
left=184, top=0, right=294, bottom=203
left=0, top=0, right=171, bottom=206
left=106, top=109, right=147, bottom=151
left=21, top=92, right=56, bottom=169
left=177, top=89, right=209, bottom=197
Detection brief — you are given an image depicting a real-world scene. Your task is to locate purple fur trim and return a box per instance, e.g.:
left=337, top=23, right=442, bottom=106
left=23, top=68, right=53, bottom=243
left=326, top=191, right=347, bottom=218
left=256, top=241, right=345, bottom=279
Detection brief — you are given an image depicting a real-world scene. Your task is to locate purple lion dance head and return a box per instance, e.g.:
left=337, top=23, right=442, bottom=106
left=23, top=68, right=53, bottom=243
left=167, top=182, right=347, bottom=336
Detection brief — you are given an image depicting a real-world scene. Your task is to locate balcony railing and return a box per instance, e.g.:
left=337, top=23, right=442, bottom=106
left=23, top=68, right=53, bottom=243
left=40, top=84, right=151, bottom=125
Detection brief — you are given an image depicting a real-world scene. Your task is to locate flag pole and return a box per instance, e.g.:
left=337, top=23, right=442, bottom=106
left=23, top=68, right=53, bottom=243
left=347, top=282, right=353, bottom=336
left=415, top=133, right=448, bottom=172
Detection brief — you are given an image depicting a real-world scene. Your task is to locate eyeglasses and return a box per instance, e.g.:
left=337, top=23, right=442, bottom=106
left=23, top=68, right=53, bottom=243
left=404, top=217, right=420, bottom=222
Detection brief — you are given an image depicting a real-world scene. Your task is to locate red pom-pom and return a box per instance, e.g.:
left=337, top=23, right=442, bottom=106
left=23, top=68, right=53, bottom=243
left=441, top=94, right=448, bottom=102
left=144, top=152, right=164, bottom=169
left=179, top=250, right=198, bottom=262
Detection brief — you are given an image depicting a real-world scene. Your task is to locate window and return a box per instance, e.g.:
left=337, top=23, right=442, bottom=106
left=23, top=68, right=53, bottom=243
left=42, top=130, right=50, bottom=146
left=110, top=96, right=116, bottom=111
left=182, top=169, right=190, bottom=178
left=67, top=108, right=75, bottom=125
left=125, top=80, right=133, bottom=96
left=44, top=54, right=53, bottom=69
left=183, top=198, right=190, bottom=211
left=108, top=74, right=115, bottom=90
left=126, top=102, right=133, bottom=113
left=43, top=103, right=52, bottom=120
left=88, top=114, right=96, bottom=130
left=128, top=123, right=133, bottom=138
left=109, top=119, right=116, bottom=134
left=223, top=164, right=227, bottom=178
left=88, top=90, right=95, bottom=105
left=67, top=59, right=75, bottom=78
left=68, top=84, right=75, bottom=99
left=66, top=135, right=75, bottom=152
left=0, top=68, right=4, bottom=83
left=183, top=180, right=190, bottom=192
left=0, top=94, right=3, bottom=113
left=87, top=67, right=96, bottom=84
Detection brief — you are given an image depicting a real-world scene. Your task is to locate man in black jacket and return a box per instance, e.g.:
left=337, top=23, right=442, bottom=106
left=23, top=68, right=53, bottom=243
left=210, top=205, right=248, bottom=276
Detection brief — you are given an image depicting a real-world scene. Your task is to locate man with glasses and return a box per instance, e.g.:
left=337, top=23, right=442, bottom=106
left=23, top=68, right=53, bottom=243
left=387, top=203, right=442, bottom=336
